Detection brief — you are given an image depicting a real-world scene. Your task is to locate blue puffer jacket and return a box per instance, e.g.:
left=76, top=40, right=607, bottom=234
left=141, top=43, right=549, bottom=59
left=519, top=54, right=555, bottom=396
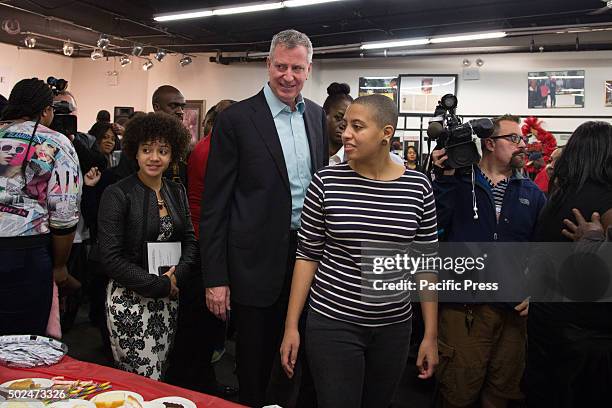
left=433, top=168, right=547, bottom=243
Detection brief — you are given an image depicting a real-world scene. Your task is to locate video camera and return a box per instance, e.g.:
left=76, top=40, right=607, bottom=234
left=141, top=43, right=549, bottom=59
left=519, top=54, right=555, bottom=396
left=47, top=76, right=77, bottom=137
left=427, top=94, right=494, bottom=169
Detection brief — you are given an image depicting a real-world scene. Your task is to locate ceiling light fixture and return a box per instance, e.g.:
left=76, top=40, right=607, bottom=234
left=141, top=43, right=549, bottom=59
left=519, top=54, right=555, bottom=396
left=120, top=55, right=132, bottom=67
left=359, top=31, right=507, bottom=51
left=97, top=34, right=110, bottom=49
left=142, top=59, right=154, bottom=71
left=154, top=0, right=348, bottom=21
left=284, top=0, right=344, bottom=7
left=132, top=45, right=144, bottom=56
left=90, top=47, right=103, bottom=60
left=214, top=3, right=283, bottom=15
left=154, top=50, right=166, bottom=62
left=62, top=41, right=74, bottom=56
left=154, top=10, right=213, bottom=22
left=430, top=31, right=506, bottom=44
left=24, top=35, right=36, bottom=48
left=360, top=38, right=429, bottom=50
left=2, top=19, right=20, bottom=35
left=179, top=55, right=193, bottom=67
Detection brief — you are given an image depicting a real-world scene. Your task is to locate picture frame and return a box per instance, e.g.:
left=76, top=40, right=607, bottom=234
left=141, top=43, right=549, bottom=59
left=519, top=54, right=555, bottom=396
left=397, top=74, right=458, bottom=115
left=183, top=99, right=206, bottom=143
left=527, top=70, right=585, bottom=109
left=358, top=77, right=398, bottom=101
left=606, top=80, right=612, bottom=107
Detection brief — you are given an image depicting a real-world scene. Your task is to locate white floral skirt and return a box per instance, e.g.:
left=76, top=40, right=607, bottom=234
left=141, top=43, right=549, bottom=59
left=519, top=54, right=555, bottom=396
left=105, top=279, right=178, bottom=380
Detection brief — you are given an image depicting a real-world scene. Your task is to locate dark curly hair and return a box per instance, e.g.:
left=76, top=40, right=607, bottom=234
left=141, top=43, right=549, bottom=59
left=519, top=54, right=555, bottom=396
left=122, top=112, right=190, bottom=165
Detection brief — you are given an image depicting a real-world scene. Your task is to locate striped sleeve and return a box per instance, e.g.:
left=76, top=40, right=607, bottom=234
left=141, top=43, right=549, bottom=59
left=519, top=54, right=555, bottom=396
left=412, top=176, right=439, bottom=274
left=296, top=172, right=326, bottom=261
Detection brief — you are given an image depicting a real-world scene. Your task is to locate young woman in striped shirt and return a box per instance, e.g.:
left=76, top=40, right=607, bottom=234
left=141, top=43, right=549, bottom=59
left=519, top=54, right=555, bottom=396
left=280, top=94, right=439, bottom=408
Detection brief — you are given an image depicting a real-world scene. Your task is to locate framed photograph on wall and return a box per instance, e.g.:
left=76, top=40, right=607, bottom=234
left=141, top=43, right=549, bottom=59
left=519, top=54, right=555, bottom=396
left=183, top=100, right=206, bottom=143
left=358, top=77, right=398, bottom=101
left=527, top=70, right=584, bottom=108
left=397, top=74, right=457, bottom=115
left=606, top=81, right=612, bottom=107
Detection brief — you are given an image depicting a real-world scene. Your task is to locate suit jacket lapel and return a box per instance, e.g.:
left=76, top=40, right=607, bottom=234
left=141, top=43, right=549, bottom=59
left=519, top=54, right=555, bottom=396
left=303, top=100, right=321, bottom=173
left=250, top=91, right=290, bottom=192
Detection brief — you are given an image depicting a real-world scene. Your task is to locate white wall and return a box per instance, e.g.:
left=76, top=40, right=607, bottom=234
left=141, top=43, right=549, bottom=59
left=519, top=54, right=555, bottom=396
left=1, top=41, right=611, bottom=137
left=0, top=42, right=73, bottom=100
left=70, top=56, right=149, bottom=131
left=315, top=51, right=612, bottom=135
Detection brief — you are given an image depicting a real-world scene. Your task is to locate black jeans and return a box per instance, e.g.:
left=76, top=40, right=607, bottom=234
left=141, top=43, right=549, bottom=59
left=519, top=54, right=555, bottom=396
left=305, top=311, right=412, bottom=408
left=0, top=244, right=52, bottom=335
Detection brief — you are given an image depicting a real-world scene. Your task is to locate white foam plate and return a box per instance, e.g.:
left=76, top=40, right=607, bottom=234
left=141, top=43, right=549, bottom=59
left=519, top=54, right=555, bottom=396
left=0, top=379, right=54, bottom=389
left=149, top=397, right=196, bottom=408
left=90, top=391, right=144, bottom=405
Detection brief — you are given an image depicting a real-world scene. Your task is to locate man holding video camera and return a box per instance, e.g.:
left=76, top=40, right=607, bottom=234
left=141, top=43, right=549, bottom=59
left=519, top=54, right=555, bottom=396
left=431, top=114, right=546, bottom=408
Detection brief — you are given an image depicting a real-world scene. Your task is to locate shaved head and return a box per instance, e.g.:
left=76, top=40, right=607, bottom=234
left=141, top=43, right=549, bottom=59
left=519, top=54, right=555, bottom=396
left=351, top=94, right=398, bottom=130
left=152, top=85, right=185, bottom=120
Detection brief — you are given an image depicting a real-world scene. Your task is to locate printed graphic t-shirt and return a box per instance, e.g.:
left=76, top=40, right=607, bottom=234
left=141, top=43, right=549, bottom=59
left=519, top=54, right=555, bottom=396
left=0, top=120, right=81, bottom=237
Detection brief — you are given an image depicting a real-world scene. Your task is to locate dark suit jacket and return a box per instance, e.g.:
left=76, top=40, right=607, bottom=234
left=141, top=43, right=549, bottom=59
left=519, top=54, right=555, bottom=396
left=200, top=89, right=327, bottom=307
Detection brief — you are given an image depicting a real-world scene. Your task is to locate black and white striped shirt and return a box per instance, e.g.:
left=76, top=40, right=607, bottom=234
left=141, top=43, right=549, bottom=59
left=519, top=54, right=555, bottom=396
left=296, top=163, right=438, bottom=327
left=480, top=168, right=509, bottom=216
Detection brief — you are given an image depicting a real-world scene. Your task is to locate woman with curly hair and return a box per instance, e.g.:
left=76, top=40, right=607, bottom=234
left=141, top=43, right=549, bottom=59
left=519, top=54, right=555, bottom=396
left=97, top=112, right=198, bottom=379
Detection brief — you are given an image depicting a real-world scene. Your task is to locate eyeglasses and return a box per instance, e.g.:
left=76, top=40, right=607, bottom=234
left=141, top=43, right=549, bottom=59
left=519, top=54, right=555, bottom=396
left=1, top=144, right=25, bottom=153
left=489, top=134, right=528, bottom=144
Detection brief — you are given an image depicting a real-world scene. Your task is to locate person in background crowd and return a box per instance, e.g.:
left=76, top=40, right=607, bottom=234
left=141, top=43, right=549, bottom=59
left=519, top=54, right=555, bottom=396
left=165, top=98, right=238, bottom=398
left=0, top=78, right=81, bottom=336
left=202, top=105, right=216, bottom=137
left=52, top=90, right=102, bottom=333
left=96, top=110, right=111, bottom=124
left=534, top=146, right=562, bottom=194
left=431, top=114, right=546, bottom=408
left=97, top=112, right=196, bottom=380
left=188, top=100, right=235, bottom=238
left=200, top=29, right=327, bottom=407
left=88, top=122, right=117, bottom=168
left=527, top=121, right=612, bottom=407
left=324, top=82, right=353, bottom=163
left=152, top=85, right=188, bottom=186
left=90, top=110, right=123, bottom=152
left=81, top=152, right=138, bottom=356
left=280, top=94, right=439, bottom=408
left=405, top=145, right=419, bottom=170
left=325, top=82, right=404, bottom=167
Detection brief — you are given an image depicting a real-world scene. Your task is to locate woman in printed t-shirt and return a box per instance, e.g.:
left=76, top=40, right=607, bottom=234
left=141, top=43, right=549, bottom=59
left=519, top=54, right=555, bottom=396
left=0, top=78, right=81, bottom=336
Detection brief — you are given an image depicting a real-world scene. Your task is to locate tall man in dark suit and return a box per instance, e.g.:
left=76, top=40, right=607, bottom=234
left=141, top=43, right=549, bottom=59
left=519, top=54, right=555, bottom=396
left=200, top=29, right=327, bottom=406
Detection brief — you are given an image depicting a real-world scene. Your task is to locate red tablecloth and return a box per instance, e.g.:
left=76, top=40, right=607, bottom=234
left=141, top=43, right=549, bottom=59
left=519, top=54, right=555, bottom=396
left=0, top=356, right=245, bottom=408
